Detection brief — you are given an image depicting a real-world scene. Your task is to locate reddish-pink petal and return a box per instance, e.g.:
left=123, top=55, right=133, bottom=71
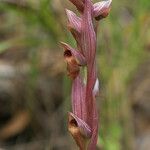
left=93, top=0, right=112, bottom=20
left=66, top=9, right=81, bottom=33
left=72, top=75, right=87, bottom=120
left=66, top=10, right=82, bottom=51
left=69, top=0, right=85, bottom=12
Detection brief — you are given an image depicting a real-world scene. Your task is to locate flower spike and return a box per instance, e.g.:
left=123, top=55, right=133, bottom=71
left=61, top=0, right=112, bottom=149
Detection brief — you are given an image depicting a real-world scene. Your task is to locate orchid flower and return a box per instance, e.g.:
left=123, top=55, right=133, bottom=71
left=61, top=0, right=112, bottom=149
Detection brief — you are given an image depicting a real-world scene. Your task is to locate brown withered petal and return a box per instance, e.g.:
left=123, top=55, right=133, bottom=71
left=61, top=42, right=86, bottom=79
left=61, top=42, right=86, bottom=66
left=68, top=112, right=92, bottom=150
left=67, top=60, right=79, bottom=79
left=64, top=50, right=79, bottom=79
left=69, top=112, right=91, bottom=138
left=93, top=0, right=112, bottom=20
left=69, top=0, right=85, bottom=12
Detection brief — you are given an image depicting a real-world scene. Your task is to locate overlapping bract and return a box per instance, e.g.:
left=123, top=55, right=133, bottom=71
left=61, top=0, right=112, bottom=149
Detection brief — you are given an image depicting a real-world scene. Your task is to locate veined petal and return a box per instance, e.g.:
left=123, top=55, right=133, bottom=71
left=61, top=42, right=86, bottom=66
left=66, top=9, right=81, bottom=33
left=81, top=0, right=96, bottom=63
left=93, top=0, right=112, bottom=20
left=69, top=0, right=85, bottom=12
left=66, top=10, right=82, bottom=51
left=72, top=75, right=86, bottom=120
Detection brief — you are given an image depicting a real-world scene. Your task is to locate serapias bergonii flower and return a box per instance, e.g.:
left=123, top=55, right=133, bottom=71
left=61, top=0, right=112, bottom=149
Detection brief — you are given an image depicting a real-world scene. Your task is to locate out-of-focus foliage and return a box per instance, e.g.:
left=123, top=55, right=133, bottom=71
left=96, top=0, right=150, bottom=150
left=0, top=0, right=149, bottom=150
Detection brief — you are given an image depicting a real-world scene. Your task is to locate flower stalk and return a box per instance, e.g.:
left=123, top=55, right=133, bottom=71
left=61, top=0, right=112, bottom=149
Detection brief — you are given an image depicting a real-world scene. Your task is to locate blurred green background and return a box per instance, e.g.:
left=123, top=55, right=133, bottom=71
left=0, top=0, right=149, bottom=150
